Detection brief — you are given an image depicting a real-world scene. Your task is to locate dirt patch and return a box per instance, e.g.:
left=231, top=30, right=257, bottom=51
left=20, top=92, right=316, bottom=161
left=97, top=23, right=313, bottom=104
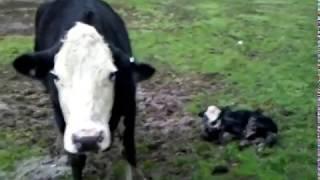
left=0, top=0, right=44, bottom=35
left=11, top=155, right=70, bottom=180
left=137, top=70, right=218, bottom=134
left=0, top=64, right=221, bottom=179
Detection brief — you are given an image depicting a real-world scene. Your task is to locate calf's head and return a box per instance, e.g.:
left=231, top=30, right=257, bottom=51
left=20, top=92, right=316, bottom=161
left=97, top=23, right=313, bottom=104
left=12, top=22, right=155, bottom=154
left=198, top=105, right=223, bottom=129
left=198, top=105, right=224, bottom=140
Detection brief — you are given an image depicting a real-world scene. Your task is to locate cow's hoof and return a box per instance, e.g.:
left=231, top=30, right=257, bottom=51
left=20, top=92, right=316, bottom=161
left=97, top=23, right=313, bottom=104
left=238, top=140, right=251, bottom=150
left=256, top=143, right=265, bottom=153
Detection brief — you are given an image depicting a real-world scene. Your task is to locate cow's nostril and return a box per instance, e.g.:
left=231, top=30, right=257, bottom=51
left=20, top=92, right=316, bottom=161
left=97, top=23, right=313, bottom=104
left=71, top=131, right=103, bottom=152
left=72, top=134, right=80, bottom=143
left=75, top=142, right=82, bottom=150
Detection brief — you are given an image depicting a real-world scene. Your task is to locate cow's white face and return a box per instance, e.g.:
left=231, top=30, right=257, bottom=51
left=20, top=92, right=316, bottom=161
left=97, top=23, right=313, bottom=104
left=52, top=22, right=116, bottom=153
left=205, top=105, right=222, bottom=128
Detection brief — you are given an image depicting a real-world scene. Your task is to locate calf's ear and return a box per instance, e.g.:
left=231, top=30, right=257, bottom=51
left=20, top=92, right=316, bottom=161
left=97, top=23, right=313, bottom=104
left=221, top=106, right=231, bottom=112
left=12, top=51, right=54, bottom=79
left=254, top=108, right=263, bottom=114
left=198, top=110, right=205, bottom=117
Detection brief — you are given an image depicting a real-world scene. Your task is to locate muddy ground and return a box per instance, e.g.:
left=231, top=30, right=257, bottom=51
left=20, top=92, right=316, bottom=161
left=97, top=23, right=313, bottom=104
left=0, top=1, right=220, bottom=179
left=0, top=64, right=220, bottom=179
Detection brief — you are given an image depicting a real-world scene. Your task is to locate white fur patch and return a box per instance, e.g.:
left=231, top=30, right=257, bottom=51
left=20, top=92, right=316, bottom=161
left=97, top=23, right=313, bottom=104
left=53, top=22, right=117, bottom=153
left=126, top=163, right=133, bottom=180
left=129, top=57, right=135, bottom=63
left=205, top=105, right=221, bottom=125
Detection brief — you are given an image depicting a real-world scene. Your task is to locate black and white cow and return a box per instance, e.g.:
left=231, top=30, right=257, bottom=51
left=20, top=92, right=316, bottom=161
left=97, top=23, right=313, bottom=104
left=198, top=105, right=278, bottom=151
left=12, top=0, right=155, bottom=179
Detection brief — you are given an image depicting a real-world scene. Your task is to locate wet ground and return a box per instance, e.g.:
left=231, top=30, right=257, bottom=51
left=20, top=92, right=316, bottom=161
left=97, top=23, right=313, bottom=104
left=0, top=0, right=46, bottom=35
left=0, top=1, right=220, bottom=179
left=0, top=65, right=219, bottom=179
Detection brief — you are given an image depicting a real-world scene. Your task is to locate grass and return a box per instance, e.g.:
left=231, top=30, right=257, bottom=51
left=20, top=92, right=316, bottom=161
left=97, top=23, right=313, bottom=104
left=111, top=0, right=317, bottom=179
left=0, top=36, right=32, bottom=64
left=0, top=131, right=42, bottom=172
left=0, top=0, right=316, bottom=179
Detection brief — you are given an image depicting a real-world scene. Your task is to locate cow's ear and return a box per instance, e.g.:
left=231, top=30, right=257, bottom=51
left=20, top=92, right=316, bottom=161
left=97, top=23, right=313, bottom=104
left=221, top=106, right=231, bottom=112
left=132, top=62, right=155, bottom=82
left=254, top=108, right=263, bottom=115
left=12, top=52, right=54, bottom=79
left=198, top=110, right=205, bottom=117
left=108, top=43, right=155, bottom=81
left=219, top=106, right=230, bottom=117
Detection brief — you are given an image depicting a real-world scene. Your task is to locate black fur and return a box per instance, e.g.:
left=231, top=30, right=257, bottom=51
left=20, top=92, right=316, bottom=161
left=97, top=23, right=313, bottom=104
left=199, top=106, right=278, bottom=149
left=12, top=0, right=155, bottom=179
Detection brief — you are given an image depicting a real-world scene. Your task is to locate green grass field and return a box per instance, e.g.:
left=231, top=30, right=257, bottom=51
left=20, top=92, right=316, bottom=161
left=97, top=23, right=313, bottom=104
left=113, top=1, right=317, bottom=178
left=0, top=0, right=316, bottom=179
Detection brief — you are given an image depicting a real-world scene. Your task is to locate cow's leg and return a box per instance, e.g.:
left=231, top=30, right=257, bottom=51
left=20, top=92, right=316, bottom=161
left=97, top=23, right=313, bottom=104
left=238, top=139, right=252, bottom=150
left=122, top=114, right=148, bottom=180
left=51, top=102, right=66, bottom=155
left=126, top=163, right=133, bottom=180
left=125, top=159, right=147, bottom=180
left=217, top=131, right=234, bottom=145
left=264, top=132, right=277, bottom=147
left=255, top=132, right=277, bottom=153
left=122, top=113, right=136, bottom=180
left=69, top=154, right=86, bottom=180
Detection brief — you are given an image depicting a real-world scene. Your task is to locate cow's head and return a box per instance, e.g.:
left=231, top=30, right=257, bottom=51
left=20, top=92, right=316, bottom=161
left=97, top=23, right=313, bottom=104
left=12, top=22, right=155, bottom=154
left=198, top=105, right=229, bottom=141
left=198, top=105, right=223, bottom=129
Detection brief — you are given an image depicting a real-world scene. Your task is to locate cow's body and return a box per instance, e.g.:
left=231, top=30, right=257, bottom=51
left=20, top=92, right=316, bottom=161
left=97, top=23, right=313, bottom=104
left=198, top=106, right=278, bottom=151
left=12, top=0, right=155, bottom=179
left=34, top=0, right=132, bottom=54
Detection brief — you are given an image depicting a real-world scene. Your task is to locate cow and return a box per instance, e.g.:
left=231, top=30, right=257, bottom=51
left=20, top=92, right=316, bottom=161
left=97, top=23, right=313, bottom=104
left=12, top=0, right=155, bottom=179
left=198, top=105, right=278, bottom=152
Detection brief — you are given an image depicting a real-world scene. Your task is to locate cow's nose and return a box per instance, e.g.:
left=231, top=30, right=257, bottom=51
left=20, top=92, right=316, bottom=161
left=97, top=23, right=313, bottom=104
left=72, top=131, right=104, bottom=152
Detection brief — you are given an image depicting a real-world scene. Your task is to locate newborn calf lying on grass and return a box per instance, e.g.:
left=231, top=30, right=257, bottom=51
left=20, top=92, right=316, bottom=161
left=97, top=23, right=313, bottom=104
left=198, top=105, right=278, bottom=152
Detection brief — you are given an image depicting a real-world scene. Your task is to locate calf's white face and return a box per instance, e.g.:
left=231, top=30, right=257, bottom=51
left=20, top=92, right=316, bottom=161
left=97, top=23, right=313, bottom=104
left=52, top=22, right=117, bottom=153
left=205, top=105, right=222, bottom=128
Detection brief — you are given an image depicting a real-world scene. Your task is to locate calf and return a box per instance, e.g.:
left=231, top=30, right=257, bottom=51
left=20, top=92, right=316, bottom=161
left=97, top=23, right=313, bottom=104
left=12, top=0, right=155, bottom=179
left=198, top=106, right=278, bottom=151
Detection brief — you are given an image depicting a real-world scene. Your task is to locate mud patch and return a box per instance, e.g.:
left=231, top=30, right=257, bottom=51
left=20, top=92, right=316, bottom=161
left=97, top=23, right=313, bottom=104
left=11, top=155, right=70, bottom=180
left=0, top=0, right=44, bottom=35
left=137, top=70, right=219, bottom=134
left=0, top=67, right=56, bottom=151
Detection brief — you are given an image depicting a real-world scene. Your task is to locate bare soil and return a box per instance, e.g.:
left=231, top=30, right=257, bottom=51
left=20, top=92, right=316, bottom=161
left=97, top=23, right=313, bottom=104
left=0, top=64, right=220, bottom=179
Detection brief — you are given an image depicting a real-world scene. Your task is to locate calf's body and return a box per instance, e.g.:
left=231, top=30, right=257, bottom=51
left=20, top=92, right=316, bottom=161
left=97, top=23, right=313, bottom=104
left=198, top=106, right=278, bottom=151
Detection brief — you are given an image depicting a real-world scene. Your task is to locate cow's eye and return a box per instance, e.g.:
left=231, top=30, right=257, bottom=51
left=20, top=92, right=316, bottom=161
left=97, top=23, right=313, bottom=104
left=50, top=72, right=59, bottom=81
left=109, top=72, right=116, bottom=81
